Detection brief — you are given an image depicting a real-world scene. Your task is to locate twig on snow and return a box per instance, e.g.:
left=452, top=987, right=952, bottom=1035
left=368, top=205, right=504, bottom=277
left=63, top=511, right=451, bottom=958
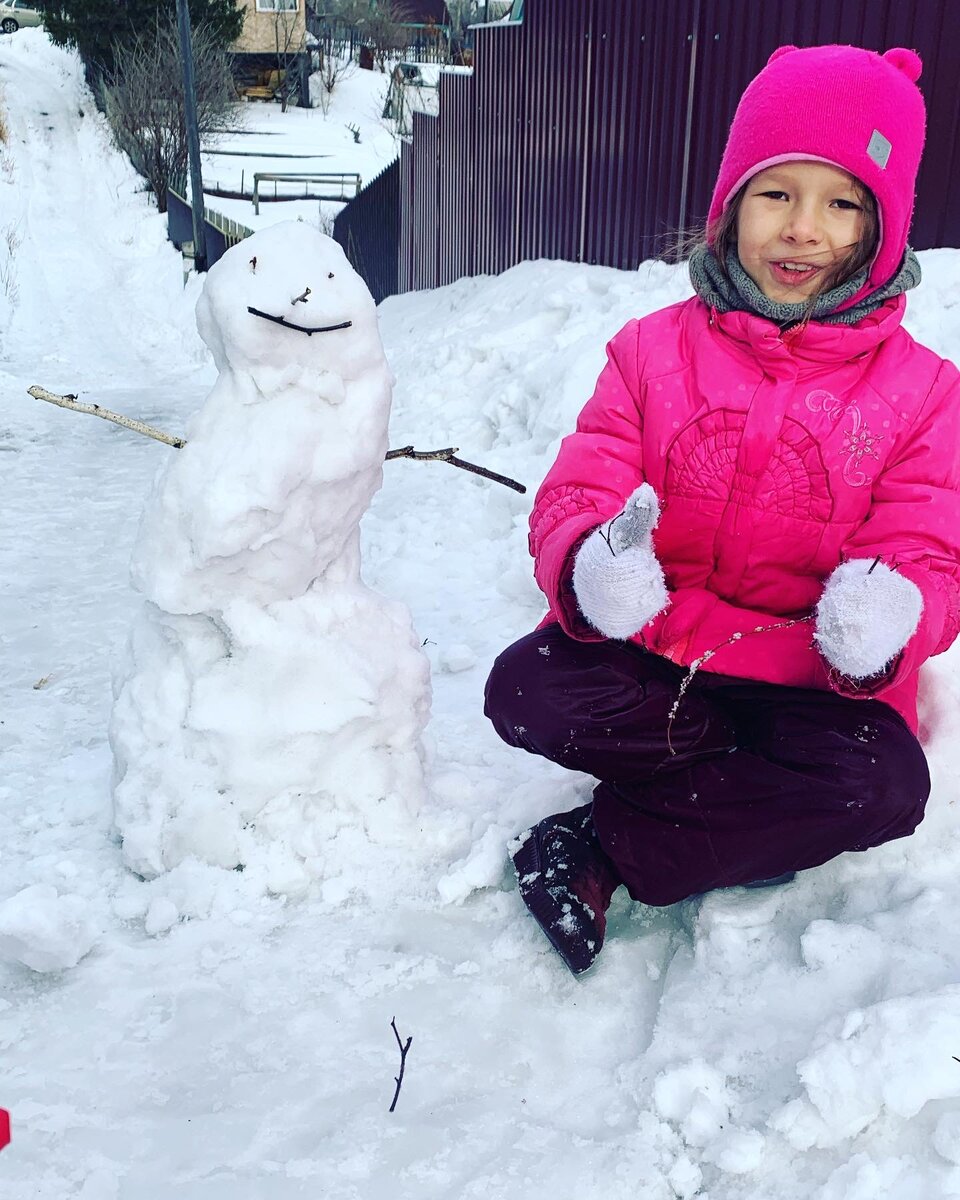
left=385, top=444, right=526, bottom=494
left=389, top=1017, right=412, bottom=1114
left=27, top=386, right=186, bottom=448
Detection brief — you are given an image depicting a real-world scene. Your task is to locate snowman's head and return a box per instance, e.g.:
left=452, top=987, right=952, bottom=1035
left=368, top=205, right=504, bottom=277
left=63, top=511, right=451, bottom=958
left=196, top=222, right=384, bottom=385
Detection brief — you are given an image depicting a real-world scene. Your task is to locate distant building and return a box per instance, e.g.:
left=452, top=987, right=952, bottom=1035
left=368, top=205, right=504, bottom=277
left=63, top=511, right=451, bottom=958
left=232, top=0, right=309, bottom=105
left=234, top=0, right=306, bottom=57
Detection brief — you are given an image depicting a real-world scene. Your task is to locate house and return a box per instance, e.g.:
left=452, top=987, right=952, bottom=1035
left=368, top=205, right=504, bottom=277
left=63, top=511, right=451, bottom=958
left=231, top=0, right=309, bottom=104
left=234, top=0, right=307, bottom=57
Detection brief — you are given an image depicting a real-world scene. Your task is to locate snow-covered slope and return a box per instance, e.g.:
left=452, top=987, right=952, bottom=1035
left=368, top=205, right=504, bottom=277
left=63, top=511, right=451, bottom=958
left=4, top=29, right=960, bottom=1200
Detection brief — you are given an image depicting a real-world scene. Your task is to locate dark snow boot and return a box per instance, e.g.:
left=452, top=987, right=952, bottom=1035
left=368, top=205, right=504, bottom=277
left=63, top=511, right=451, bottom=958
left=510, top=803, right=621, bottom=976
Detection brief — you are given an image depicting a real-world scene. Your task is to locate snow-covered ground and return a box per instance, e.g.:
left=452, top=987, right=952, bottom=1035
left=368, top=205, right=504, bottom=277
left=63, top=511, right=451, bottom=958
left=4, top=27, right=960, bottom=1200
left=202, top=59, right=402, bottom=233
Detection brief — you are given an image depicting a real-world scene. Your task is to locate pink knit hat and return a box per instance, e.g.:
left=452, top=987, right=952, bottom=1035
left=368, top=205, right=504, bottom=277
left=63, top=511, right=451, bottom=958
left=708, top=44, right=927, bottom=295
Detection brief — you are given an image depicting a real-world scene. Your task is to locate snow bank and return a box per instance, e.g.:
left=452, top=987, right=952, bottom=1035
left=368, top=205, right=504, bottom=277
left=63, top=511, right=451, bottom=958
left=0, top=29, right=204, bottom=378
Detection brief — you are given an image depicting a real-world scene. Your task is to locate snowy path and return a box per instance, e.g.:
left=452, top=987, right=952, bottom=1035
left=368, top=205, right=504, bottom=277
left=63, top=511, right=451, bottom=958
left=3, top=31, right=960, bottom=1200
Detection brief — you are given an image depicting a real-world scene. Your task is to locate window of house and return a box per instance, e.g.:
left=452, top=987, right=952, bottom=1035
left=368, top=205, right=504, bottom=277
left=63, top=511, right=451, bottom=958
left=256, top=0, right=298, bottom=11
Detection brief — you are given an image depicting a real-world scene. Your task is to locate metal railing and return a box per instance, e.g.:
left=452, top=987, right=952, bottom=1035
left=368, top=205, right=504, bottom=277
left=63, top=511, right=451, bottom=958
left=252, top=171, right=362, bottom=213
left=167, top=189, right=253, bottom=267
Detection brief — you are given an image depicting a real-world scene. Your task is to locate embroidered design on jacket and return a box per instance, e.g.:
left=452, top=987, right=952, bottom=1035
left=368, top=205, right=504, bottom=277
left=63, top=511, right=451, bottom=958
left=805, top=389, right=883, bottom=487
left=664, top=409, right=833, bottom=520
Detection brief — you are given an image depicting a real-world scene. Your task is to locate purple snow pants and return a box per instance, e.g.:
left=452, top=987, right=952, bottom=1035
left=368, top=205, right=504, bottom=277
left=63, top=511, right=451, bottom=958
left=484, top=624, right=930, bottom=906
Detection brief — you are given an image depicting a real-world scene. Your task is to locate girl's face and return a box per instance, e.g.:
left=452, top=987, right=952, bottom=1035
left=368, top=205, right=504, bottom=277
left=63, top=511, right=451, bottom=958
left=735, top=161, right=867, bottom=303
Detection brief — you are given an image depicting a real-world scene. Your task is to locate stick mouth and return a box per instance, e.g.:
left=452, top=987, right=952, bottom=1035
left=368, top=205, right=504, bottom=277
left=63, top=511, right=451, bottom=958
left=247, top=307, right=353, bottom=336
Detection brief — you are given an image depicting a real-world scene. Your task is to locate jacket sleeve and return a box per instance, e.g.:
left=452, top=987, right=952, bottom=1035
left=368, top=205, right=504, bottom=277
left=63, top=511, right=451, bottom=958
left=835, top=359, right=960, bottom=691
left=528, top=320, right=647, bottom=638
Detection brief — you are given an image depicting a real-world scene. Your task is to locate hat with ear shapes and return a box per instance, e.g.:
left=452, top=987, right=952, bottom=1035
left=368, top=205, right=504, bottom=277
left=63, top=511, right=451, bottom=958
left=708, top=45, right=927, bottom=306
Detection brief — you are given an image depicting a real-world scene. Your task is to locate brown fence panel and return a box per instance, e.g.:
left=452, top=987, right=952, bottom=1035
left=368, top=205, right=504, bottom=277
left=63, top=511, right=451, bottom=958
left=513, top=0, right=585, bottom=263
left=398, top=140, right=415, bottom=293
left=884, top=0, right=960, bottom=251
left=582, top=0, right=698, bottom=267
left=472, top=21, right=526, bottom=275
left=410, top=111, right=440, bottom=290
left=332, top=159, right=399, bottom=304
left=437, top=72, right=477, bottom=285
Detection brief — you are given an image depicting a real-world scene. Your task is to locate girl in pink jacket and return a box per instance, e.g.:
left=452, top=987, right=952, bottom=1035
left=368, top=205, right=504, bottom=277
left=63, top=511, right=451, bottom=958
left=484, top=45, right=960, bottom=975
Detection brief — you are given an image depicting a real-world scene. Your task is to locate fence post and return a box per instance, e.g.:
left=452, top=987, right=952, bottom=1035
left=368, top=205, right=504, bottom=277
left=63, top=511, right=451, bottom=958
left=176, top=0, right=208, bottom=272
left=677, top=0, right=702, bottom=242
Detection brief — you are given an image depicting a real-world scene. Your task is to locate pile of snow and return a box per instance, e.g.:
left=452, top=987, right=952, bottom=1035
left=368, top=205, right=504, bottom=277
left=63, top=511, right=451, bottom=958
left=0, top=29, right=204, bottom=377
left=0, top=884, right=98, bottom=972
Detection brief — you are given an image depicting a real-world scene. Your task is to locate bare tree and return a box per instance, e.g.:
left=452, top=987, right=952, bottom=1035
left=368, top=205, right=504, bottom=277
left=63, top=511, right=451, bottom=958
left=328, top=0, right=415, bottom=72
left=316, top=49, right=357, bottom=115
left=364, top=0, right=417, bottom=71
left=269, top=5, right=306, bottom=112
left=101, top=15, right=236, bottom=213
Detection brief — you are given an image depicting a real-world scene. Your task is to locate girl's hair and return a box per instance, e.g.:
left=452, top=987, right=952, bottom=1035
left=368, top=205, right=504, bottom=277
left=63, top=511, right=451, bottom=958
left=706, top=176, right=880, bottom=299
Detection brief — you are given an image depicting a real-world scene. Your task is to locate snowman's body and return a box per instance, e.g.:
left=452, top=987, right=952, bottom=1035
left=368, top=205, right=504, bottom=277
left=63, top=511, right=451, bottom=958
left=111, top=223, right=430, bottom=889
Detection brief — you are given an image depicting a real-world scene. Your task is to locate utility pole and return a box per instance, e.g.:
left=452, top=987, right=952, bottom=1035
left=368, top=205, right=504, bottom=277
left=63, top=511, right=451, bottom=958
left=176, top=0, right=208, bottom=272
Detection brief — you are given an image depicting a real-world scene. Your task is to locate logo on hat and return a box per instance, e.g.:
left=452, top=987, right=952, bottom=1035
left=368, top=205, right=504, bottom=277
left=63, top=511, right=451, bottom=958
left=867, top=129, right=892, bottom=169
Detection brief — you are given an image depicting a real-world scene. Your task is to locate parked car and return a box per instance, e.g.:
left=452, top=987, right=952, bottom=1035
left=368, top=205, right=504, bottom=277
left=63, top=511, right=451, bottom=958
left=0, top=0, right=41, bottom=33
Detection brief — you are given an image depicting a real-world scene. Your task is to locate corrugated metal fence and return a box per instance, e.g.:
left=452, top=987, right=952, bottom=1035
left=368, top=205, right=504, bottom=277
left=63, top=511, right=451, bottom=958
left=332, top=158, right=399, bottom=304
left=371, top=0, right=960, bottom=296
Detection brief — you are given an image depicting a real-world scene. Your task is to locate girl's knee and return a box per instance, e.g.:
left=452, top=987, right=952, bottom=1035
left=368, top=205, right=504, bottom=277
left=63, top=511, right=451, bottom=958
left=483, top=631, right=558, bottom=748
left=846, top=717, right=930, bottom=843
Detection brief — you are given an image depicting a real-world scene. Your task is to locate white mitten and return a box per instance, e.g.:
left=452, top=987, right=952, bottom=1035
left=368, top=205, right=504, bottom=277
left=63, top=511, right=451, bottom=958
left=572, top=483, right=669, bottom=639
left=814, top=559, right=923, bottom=679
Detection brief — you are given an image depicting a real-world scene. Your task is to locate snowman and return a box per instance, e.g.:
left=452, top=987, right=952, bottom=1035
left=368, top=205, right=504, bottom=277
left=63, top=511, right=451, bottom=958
left=110, top=221, right=431, bottom=894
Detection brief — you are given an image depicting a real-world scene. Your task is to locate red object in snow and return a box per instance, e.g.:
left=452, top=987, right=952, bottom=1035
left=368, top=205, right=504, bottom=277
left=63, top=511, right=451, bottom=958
left=0, top=1108, right=9, bottom=1151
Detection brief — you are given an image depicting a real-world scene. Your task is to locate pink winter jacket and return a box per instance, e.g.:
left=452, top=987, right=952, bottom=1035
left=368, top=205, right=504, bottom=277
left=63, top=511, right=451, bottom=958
left=530, top=295, right=960, bottom=733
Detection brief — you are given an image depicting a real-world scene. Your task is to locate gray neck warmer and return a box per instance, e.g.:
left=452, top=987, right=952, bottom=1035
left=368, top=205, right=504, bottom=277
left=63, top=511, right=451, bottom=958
left=687, top=244, right=921, bottom=326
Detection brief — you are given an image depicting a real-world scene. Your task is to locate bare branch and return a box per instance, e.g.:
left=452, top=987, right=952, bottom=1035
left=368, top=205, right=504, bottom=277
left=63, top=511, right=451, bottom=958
left=389, top=1017, right=412, bottom=1113
left=246, top=307, right=352, bottom=335
left=100, top=16, right=237, bottom=213
left=27, top=386, right=185, bottom=449
left=385, top=445, right=526, bottom=493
